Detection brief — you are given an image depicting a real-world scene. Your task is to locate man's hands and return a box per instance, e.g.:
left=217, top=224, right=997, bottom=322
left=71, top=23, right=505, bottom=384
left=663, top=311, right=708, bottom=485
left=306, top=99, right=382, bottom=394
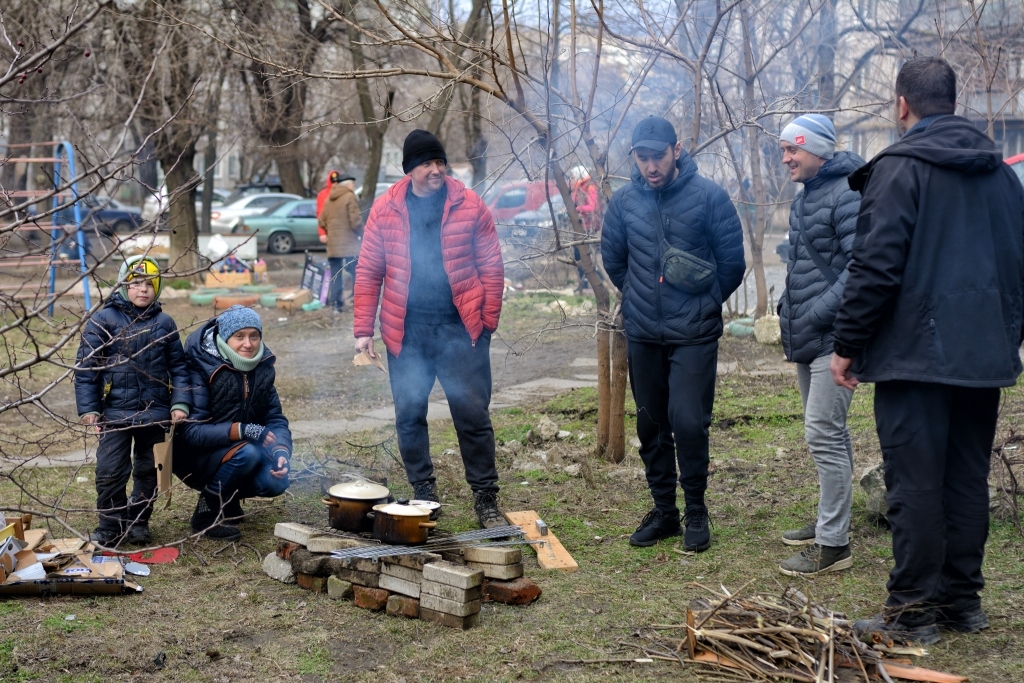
left=171, top=409, right=187, bottom=424
left=80, top=414, right=100, bottom=433
left=830, top=353, right=859, bottom=390
left=355, top=336, right=376, bottom=358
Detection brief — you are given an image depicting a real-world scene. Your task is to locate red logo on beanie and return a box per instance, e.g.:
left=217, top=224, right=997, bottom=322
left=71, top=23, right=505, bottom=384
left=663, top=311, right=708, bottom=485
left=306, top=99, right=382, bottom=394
left=795, top=135, right=806, bottom=145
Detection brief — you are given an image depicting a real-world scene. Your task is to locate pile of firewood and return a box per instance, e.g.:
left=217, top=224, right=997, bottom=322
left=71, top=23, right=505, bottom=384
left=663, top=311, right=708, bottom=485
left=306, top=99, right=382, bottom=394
left=634, top=584, right=965, bottom=683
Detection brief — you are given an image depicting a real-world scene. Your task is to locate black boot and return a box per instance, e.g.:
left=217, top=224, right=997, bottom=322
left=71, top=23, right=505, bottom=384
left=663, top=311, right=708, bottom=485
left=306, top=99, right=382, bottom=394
left=190, top=489, right=241, bottom=541
left=126, top=523, right=152, bottom=545
left=472, top=490, right=507, bottom=529
left=629, top=508, right=682, bottom=547
left=89, top=526, right=124, bottom=547
left=222, top=497, right=244, bottom=526
left=413, top=481, right=441, bottom=520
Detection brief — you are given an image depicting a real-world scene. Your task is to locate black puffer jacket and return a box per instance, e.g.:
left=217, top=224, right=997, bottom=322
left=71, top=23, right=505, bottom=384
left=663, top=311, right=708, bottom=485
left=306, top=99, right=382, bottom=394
left=74, top=293, right=189, bottom=425
left=602, top=155, right=745, bottom=344
left=833, top=115, right=1024, bottom=387
left=175, top=319, right=291, bottom=488
left=779, top=151, right=864, bottom=364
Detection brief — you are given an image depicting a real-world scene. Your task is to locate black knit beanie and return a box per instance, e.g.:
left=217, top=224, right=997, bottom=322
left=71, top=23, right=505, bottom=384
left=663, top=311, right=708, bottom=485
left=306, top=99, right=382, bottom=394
left=402, top=129, right=447, bottom=173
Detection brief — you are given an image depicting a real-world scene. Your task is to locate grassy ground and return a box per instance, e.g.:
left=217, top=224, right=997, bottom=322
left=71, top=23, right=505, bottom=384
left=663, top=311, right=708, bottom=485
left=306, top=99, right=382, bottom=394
left=2, top=287, right=1022, bottom=681
left=2, top=363, right=1023, bottom=682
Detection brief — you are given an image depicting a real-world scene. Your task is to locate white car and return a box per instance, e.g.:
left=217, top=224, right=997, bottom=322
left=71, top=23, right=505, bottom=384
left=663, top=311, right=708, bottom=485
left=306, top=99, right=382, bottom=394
left=210, top=193, right=303, bottom=233
left=142, top=185, right=230, bottom=221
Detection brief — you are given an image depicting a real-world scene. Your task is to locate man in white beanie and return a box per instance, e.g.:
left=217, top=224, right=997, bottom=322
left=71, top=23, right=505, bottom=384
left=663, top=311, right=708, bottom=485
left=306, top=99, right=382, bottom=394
left=776, top=113, right=864, bottom=576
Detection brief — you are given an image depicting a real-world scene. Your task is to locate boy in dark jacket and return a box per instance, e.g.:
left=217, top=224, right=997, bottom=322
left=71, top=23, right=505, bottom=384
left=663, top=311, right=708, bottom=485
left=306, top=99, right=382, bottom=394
left=75, top=255, right=190, bottom=545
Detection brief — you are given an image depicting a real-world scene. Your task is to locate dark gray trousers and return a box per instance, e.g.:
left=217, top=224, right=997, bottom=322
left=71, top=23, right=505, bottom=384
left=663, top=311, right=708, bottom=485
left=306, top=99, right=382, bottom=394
left=94, top=424, right=166, bottom=531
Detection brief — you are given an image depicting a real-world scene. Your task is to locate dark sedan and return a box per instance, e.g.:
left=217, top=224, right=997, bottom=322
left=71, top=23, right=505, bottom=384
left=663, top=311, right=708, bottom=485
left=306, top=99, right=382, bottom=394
left=53, top=194, right=143, bottom=236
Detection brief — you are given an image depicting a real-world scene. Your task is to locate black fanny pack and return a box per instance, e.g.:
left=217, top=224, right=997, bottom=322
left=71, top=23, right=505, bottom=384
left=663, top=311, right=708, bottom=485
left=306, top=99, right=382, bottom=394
left=654, top=209, right=716, bottom=295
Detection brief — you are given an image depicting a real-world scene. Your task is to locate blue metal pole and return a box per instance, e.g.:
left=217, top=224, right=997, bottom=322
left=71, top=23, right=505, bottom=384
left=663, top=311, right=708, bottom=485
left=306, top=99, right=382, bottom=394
left=49, top=141, right=91, bottom=315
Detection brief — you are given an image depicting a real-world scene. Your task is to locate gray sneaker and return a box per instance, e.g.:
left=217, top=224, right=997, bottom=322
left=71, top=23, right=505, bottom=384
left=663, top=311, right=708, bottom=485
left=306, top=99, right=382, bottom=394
left=782, top=522, right=816, bottom=546
left=779, top=543, right=853, bottom=577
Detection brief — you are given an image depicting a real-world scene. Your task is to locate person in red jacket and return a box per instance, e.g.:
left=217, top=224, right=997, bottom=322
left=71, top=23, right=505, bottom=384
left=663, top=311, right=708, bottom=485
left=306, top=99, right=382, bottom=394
left=353, top=130, right=506, bottom=528
left=316, top=169, right=341, bottom=217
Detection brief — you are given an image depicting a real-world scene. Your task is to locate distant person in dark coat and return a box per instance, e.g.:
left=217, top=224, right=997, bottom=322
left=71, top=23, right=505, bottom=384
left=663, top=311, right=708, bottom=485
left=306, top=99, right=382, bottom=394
left=176, top=306, right=291, bottom=541
left=318, top=173, right=361, bottom=312
left=74, top=255, right=190, bottom=546
left=776, top=114, right=864, bottom=577
left=602, top=116, right=745, bottom=551
left=831, top=57, right=1024, bottom=645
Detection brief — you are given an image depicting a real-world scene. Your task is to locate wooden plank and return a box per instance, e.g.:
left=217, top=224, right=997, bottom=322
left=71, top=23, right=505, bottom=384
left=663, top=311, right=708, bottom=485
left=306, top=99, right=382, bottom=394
left=881, top=662, right=968, bottom=683
left=503, top=510, right=578, bottom=572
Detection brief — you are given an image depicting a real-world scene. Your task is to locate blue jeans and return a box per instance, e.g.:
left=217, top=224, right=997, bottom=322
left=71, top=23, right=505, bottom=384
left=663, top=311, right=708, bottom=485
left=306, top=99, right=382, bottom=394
left=208, top=443, right=290, bottom=500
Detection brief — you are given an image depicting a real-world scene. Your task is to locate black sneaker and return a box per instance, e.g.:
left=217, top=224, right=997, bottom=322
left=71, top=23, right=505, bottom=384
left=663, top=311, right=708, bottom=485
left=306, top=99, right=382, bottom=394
left=472, top=490, right=507, bottom=529
left=683, top=505, right=711, bottom=552
left=629, top=508, right=682, bottom=547
left=413, top=481, right=442, bottom=520
left=125, top=523, right=152, bottom=546
left=854, top=612, right=941, bottom=646
left=782, top=522, right=816, bottom=546
left=936, top=605, right=990, bottom=633
left=779, top=543, right=853, bottom=576
left=89, top=527, right=124, bottom=547
left=190, top=489, right=242, bottom=541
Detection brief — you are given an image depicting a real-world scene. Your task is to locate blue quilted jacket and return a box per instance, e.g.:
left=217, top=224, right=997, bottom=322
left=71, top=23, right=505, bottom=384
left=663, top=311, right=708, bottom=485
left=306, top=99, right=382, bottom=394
left=602, top=155, right=745, bottom=344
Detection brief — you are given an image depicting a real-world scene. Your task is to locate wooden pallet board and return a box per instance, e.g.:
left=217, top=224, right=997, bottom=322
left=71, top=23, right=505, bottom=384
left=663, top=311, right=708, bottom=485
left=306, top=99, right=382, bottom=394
left=504, top=510, right=578, bottom=572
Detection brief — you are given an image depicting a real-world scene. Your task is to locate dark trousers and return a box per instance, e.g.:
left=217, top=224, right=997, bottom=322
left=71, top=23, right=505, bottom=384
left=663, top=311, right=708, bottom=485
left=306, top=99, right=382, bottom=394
left=327, top=257, right=356, bottom=309
left=874, top=381, right=998, bottom=621
left=387, top=322, right=498, bottom=493
left=94, top=424, right=166, bottom=531
left=627, top=340, right=718, bottom=513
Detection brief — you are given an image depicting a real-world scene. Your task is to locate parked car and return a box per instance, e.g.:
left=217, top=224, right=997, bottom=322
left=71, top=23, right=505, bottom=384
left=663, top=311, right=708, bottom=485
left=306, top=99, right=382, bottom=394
left=53, top=194, right=143, bottom=236
left=354, top=182, right=395, bottom=201
left=484, top=180, right=559, bottom=223
left=211, top=193, right=303, bottom=233
left=235, top=199, right=322, bottom=254
left=507, top=194, right=568, bottom=238
left=142, top=185, right=229, bottom=221
left=102, top=197, right=143, bottom=215
left=1007, top=153, right=1024, bottom=187
left=224, top=177, right=289, bottom=204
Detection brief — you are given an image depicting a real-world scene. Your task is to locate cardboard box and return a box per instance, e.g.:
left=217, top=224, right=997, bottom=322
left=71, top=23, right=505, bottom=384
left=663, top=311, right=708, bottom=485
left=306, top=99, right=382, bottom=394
left=276, top=289, right=312, bottom=313
left=204, top=270, right=252, bottom=288
left=0, top=543, right=141, bottom=596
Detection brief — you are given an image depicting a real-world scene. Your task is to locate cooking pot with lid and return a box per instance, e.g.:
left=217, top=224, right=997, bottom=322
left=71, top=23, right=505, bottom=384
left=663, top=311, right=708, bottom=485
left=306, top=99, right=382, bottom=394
left=321, top=480, right=391, bottom=532
left=368, top=500, right=437, bottom=544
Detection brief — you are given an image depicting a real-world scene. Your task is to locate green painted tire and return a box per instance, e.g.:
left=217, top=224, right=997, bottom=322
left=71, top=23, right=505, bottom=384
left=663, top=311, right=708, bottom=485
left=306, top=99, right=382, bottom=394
left=259, top=293, right=281, bottom=308
left=189, top=291, right=225, bottom=306
left=240, top=284, right=276, bottom=293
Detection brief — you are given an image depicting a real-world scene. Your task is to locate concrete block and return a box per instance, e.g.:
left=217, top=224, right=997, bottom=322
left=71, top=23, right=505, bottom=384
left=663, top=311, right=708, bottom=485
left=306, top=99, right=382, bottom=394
left=466, top=561, right=524, bottom=580
left=276, top=540, right=300, bottom=560
left=419, top=606, right=480, bottom=630
left=380, top=551, right=442, bottom=570
left=422, top=561, right=483, bottom=590
left=290, top=549, right=379, bottom=579
left=327, top=576, right=354, bottom=600
left=332, top=567, right=380, bottom=588
left=386, top=595, right=420, bottom=619
left=297, top=573, right=328, bottom=593
left=353, top=586, right=389, bottom=611
left=274, top=522, right=318, bottom=546
left=381, top=563, right=422, bottom=584
left=462, top=546, right=521, bottom=565
left=482, top=577, right=542, bottom=605
left=420, top=593, right=481, bottom=617
left=334, top=556, right=382, bottom=574
left=421, top=580, right=482, bottom=603
left=262, top=552, right=296, bottom=584
left=439, top=550, right=466, bottom=564
left=306, top=536, right=370, bottom=553
left=379, top=573, right=421, bottom=598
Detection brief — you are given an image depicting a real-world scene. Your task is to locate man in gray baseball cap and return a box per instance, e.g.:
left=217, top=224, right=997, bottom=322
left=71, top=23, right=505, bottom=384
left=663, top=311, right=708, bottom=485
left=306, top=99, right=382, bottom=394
left=602, top=116, right=745, bottom=551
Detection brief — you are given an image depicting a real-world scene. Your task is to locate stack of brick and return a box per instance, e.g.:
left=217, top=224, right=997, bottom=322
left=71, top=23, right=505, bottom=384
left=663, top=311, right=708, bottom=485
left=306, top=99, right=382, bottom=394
left=441, top=546, right=543, bottom=605
left=419, top=561, right=485, bottom=629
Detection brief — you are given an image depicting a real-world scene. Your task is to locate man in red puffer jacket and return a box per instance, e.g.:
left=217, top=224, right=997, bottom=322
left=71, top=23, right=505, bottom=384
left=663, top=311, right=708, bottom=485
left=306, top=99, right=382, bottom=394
left=353, top=130, right=506, bottom=528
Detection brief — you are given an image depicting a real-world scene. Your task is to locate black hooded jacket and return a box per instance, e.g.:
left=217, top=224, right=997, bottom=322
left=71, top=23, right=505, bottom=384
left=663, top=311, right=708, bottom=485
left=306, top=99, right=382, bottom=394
left=602, top=155, right=746, bottom=345
left=779, top=151, right=864, bottom=364
left=833, top=115, right=1024, bottom=387
left=174, top=319, right=291, bottom=488
left=74, top=293, right=189, bottom=425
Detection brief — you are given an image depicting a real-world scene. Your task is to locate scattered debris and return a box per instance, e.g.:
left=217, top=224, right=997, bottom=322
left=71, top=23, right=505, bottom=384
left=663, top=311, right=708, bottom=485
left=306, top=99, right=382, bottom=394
left=753, top=314, right=782, bottom=345
left=860, top=464, right=889, bottom=523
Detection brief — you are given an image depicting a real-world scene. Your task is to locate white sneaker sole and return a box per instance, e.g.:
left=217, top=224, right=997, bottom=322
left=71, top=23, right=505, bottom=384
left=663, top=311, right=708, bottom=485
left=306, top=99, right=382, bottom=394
left=778, top=554, right=854, bottom=577
left=782, top=536, right=816, bottom=546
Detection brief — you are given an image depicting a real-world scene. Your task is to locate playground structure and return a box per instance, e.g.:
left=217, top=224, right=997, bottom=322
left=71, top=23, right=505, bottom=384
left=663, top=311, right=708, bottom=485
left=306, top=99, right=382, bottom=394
left=1, top=139, right=93, bottom=314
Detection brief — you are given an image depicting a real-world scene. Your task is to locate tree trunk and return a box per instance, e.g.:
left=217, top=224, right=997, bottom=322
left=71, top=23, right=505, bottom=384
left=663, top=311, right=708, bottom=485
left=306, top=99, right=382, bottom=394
left=740, top=2, right=768, bottom=319
left=200, top=134, right=217, bottom=234
left=817, top=0, right=837, bottom=111
left=607, top=317, right=628, bottom=463
left=276, top=156, right=306, bottom=196
left=163, top=154, right=200, bottom=280
left=596, top=330, right=610, bottom=455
